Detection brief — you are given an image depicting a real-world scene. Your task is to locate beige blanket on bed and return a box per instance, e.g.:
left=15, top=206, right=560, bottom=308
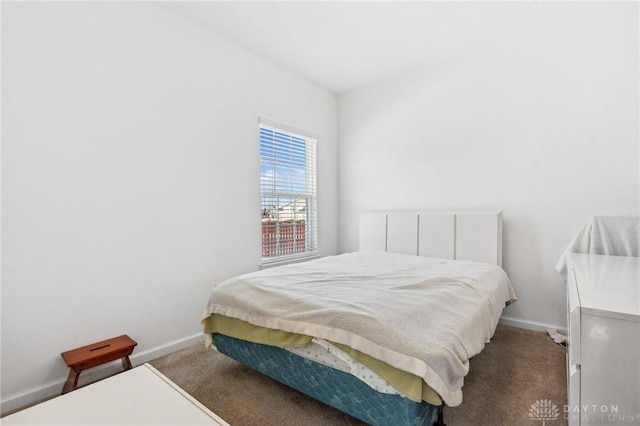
left=202, top=251, right=516, bottom=406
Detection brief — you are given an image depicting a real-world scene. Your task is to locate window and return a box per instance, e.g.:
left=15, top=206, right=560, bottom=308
left=260, top=121, right=317, bottom=264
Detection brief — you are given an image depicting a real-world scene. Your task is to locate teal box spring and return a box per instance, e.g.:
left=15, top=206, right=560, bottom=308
left=213, top=333, right=439, bottom=426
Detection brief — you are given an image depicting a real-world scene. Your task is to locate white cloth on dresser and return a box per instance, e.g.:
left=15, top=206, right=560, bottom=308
left=556, top=216, right=640, bottom=282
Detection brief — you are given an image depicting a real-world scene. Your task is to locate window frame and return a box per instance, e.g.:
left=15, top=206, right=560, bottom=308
left=259, top=118, right=318, bottom=266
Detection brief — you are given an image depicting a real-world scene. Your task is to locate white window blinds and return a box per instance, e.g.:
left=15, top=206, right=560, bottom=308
left=260, top=122, right=317, bottom=263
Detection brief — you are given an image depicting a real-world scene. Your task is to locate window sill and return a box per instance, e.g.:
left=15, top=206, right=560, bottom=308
left=260, top=252, right=319, bottom=269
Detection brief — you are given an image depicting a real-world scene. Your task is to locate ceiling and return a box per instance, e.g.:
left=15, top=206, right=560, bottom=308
left=154, top=1, right=568, bottom=94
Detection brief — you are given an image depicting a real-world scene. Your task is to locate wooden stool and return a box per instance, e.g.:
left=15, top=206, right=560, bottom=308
left=60, top=335, right=137, bottom=394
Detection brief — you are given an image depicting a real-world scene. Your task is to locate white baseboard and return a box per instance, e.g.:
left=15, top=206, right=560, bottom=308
left=499, top=316, right=567, bottom=334
left=0, top=332, right=205, bottom=416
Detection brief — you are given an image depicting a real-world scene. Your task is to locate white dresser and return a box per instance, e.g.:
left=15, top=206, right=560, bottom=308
left=567, top=253, right=640, bottom=425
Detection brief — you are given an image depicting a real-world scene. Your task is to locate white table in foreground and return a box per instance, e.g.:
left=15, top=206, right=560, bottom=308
left=1, top=363, right=230, bottom=426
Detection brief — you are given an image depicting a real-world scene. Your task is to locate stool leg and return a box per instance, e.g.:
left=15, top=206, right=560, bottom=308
left=61, top=369, right=80, bottom=394
left=122, top=355, right=133, bottom=371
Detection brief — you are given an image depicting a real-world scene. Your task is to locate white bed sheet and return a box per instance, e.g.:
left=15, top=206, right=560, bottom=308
left=203, top=251, right=516, bottom=406
left=285, top=337, right=400, bottom=396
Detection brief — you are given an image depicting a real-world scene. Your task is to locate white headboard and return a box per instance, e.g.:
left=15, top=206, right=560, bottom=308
left=359, top=211, right=503, bottom=266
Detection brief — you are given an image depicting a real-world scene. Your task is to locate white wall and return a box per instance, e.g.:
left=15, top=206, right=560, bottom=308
left=1, top=2, right=337, bottom=411
left=338, top=2, right=639, bottom=330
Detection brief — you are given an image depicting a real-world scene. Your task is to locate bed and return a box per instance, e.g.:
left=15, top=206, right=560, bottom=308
left=202, top=211, right=517, bottom=426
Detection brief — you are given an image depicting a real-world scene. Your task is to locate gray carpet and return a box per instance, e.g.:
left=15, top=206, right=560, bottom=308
left=149, top=325, right=567, bottom=426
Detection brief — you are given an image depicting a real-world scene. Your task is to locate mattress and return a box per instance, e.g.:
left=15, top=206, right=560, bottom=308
left=203, top=313, right=442, bottom=405
left=213, top=333, right=439, bottom=426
